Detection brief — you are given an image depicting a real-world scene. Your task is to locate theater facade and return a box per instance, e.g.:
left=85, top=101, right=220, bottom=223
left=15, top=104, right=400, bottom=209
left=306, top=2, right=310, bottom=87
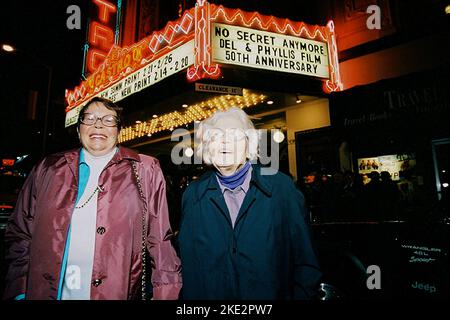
left=65, top=0, right=343, bottom=181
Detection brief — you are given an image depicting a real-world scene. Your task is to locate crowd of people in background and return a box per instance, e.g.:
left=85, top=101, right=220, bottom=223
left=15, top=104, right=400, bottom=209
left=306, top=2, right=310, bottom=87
left=138, top=159, right=450, bottom=230
left=161, top=167, right=434, bottom=229
left=297, top=170, right=425, bottom=223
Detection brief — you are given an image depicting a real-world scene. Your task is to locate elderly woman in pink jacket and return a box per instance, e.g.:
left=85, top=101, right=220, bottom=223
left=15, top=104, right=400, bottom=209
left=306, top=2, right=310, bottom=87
left=4, top=97, right=181, bottom=300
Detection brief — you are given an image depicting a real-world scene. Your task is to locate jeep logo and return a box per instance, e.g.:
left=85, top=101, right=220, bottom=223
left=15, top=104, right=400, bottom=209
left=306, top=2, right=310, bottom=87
left=411, top=281, right=437, bottom=294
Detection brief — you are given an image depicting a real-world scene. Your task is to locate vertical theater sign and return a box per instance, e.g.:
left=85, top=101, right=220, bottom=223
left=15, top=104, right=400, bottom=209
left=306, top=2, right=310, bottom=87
left=65, top=0, right=342, bottom=140
left=83, top=0, right=122, bottom=77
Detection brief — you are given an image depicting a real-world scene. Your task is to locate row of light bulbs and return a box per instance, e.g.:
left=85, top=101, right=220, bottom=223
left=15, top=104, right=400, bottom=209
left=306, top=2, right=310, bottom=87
left=118, top=89, right=267, bottom=143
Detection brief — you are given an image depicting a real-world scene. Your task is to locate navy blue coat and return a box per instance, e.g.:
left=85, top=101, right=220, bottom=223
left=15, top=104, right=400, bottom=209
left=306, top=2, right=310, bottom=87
left=178, top=165, right=322, bottom=299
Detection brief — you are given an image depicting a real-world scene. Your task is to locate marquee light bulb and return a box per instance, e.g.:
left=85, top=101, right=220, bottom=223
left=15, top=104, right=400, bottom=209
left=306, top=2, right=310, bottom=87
left=273, top=130, right=285, bottom=143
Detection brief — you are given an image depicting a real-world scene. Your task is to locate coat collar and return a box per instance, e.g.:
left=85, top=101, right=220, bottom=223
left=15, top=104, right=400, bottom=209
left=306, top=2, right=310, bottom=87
left=110, top=145, right=141, bottom=163
left=198, top=164, right=273, bottom=229
left=64, top=145, right=140, bottom=163
left=63, top=145, right=140, bottom=178
left=196, top=164, right=273, bottom=203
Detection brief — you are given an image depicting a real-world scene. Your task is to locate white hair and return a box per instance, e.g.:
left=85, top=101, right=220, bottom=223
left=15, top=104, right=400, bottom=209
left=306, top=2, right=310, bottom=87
left=196, top=107, right=260, bottom=164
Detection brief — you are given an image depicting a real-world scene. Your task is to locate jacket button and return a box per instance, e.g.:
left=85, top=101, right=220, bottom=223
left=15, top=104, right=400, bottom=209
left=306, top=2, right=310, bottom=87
left=92, top=279, right=102, bottom=287
left=97, top=227, right=106, bottom=235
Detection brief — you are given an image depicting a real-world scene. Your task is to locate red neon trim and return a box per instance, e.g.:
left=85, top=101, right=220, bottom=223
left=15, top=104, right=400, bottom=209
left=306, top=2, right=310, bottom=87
left=93, top=0, right=117, bottom=24
left=148, top=12, right=194, bottom=53
left=210, top=5, right=327, bottom=41
left=207, top=4, right=342, bottom=92
left=323, top=20, right=343, bottom=93
left=87, top=49, right=108, bottom=74
left=66, top=9, right=196, bottom=109
left=89, top=21, right=115, bottom=50
left=187, top=0, right=221, bottom=82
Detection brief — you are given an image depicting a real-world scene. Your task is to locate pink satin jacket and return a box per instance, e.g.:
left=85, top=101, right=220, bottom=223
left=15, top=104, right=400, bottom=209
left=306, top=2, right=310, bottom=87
left=3, top=146, right=182, bottom=300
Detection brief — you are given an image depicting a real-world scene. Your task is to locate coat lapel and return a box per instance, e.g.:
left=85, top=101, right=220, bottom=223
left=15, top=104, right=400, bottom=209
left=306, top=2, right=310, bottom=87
left=200, top=165, right=273, bottom=229
left=209, top=193, right=232, bottom=226
left=64, top=148, right=81, bottom=184
left=235, top=165, right=273, bottom=227
left=234, top=187, right=256, bottom=227
left=205, top=174, right=233, bottom=227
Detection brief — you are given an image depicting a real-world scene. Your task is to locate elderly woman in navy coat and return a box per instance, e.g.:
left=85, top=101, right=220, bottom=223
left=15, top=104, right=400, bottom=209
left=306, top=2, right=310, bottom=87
left=178, top=107, right=322, bottom=300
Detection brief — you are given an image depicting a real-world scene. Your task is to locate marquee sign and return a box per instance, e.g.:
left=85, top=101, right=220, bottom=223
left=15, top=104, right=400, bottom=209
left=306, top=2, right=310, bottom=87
left=65, top=0, right=342, bottom=127
left=211, top=22, right=330, bottom=79
left=65, top=40, right=195, bottom=127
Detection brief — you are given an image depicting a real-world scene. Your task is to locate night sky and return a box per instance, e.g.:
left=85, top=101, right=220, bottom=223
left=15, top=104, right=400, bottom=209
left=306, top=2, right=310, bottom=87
left=0, top=0, right=88, bottom=160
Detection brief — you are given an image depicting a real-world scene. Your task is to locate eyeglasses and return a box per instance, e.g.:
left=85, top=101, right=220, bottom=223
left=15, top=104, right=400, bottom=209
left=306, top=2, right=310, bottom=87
left=204, top=128, right=247, bottom=142
left=80, top=113, right=119, bottom=127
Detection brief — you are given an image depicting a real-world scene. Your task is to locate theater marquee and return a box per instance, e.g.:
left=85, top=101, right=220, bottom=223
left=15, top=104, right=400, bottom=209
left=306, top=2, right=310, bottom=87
left=65, top=0, right=342, bottom=127
left=212, top=23, right=330, bottom=79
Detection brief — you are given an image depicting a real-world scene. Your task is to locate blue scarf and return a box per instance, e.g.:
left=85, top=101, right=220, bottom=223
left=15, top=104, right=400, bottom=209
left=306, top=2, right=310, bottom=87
left=216, top=161, right=251, bottom=190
